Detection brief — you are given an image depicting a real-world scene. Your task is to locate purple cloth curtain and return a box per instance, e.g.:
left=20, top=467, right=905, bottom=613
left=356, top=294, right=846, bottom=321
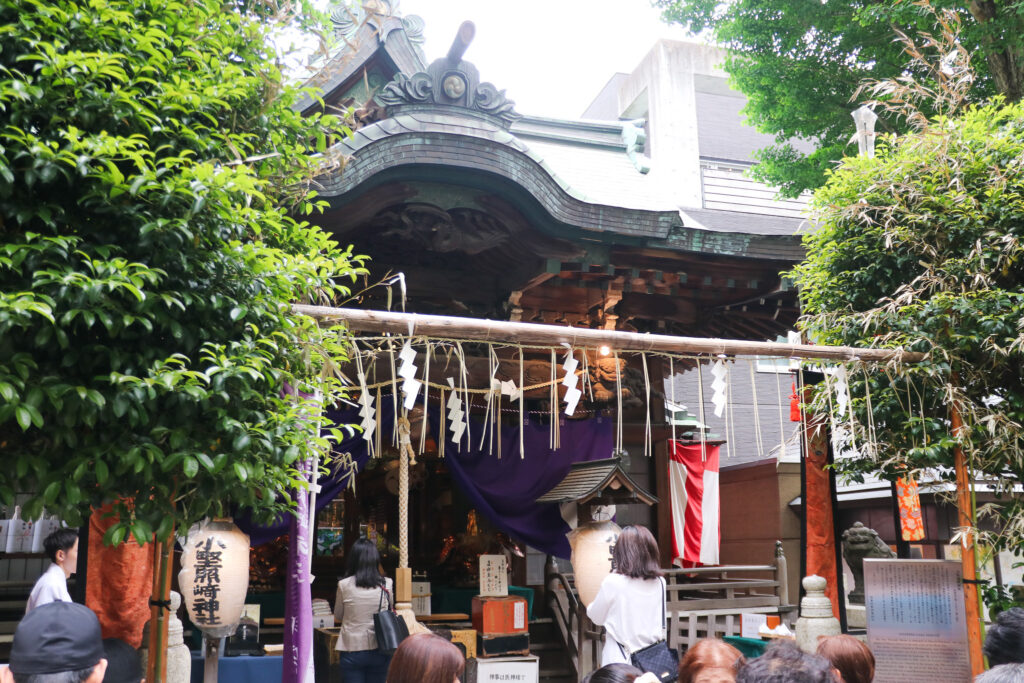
left=436, top=414, right=615, bottom=559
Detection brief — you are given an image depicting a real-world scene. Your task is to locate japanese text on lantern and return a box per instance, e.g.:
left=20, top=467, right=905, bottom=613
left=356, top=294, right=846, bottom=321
left=192, top=537, right=227, bottom=624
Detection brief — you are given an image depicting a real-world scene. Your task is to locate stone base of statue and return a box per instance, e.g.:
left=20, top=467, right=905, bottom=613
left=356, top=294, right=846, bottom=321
left=795, top=575, right=841, bottom=653
left=846, top=603, right=866, bottom=629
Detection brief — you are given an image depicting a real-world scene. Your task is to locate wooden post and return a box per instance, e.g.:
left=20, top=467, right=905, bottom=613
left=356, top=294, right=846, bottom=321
left=951, top=398, right=985, bottom=676
left=203, top=635, right=220, bottom=683
left=145, top=533, right=174, bottom=683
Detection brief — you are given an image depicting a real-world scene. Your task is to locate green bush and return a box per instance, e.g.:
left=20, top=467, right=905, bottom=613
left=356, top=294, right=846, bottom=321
left=792, top=99, right=1024, bottom=549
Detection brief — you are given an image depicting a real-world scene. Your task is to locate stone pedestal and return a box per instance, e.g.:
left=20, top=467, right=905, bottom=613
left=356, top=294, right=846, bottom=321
left=795, top=575, right=841, bottom=653
left=846, top=604, right=867, bottom=629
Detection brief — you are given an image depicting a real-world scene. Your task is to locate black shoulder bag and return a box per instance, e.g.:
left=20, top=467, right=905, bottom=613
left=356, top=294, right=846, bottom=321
left=373, top=584, right=409, bottom=655
left=616, top=577, right=679, bottom=682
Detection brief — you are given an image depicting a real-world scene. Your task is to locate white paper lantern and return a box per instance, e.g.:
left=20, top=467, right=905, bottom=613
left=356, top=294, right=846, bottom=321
left=568, top=520, right=621, bottom=607
left=178, top=519, right=250, bottom=638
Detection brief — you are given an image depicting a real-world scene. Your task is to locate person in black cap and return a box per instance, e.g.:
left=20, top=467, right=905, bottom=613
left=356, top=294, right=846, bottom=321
left=0, top=602, right=108, bottom=683
left=102, top=638, right=145, bottom=683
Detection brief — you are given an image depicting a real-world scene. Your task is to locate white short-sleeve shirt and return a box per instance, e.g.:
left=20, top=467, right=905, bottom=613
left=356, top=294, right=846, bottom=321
left=25, top=563, right=72, bottom=613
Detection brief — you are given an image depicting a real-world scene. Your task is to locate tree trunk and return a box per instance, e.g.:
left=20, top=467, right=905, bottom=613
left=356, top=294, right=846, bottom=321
left=969, top=1, right=1024, bottom=102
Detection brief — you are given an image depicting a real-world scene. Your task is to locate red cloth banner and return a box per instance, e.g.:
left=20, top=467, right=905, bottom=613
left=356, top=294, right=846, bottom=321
left=85, top=505, right=154, bottom=647
left=804, top=419, right=840, bottom=619
left=669, top=442, right=721, bottom=567
left=896, top=476, right=926, bottom=541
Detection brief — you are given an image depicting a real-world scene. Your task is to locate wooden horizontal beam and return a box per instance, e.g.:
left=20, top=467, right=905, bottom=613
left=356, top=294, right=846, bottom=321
left=292, top=305, right=926, bottom=363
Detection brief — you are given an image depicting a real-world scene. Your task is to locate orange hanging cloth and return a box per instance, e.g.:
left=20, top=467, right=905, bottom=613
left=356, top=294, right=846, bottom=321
left=896, top=476, right=926, bottom=542
left=85, top=505, right=155, bottom=647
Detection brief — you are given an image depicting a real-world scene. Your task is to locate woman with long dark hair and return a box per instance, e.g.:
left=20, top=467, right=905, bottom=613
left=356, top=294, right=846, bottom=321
left=385, top=633, right=464, bottom=683
left=586, top=525, right=667, bottom=667
left=334, top=538, right=392, bottom=683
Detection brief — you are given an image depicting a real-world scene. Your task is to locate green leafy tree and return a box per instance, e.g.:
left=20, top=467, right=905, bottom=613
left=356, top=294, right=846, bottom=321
left=0, top=0, right=367, bottom=545
left=656, top=0, right=1024, bottom=196
left=790, top=29, right=1024, bottom=552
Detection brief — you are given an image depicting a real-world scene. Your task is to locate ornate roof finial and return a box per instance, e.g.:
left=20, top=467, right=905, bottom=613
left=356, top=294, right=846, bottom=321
left=376, top=20, right=520, bottom=127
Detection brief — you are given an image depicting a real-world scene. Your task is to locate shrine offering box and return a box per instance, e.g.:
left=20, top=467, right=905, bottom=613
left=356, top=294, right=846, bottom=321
left=472, top=595, right=528, bottom=634
left=477, top=632, right=530, bottom=658
left=466, top=654, right=538, bottom=683
left=449, top=628, right=477, bottom=659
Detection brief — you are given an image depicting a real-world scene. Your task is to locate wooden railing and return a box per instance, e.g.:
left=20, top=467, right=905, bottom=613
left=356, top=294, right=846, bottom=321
left=545, top=559, right=603, bottom=682
left=545, top=542, right=793, bottom=680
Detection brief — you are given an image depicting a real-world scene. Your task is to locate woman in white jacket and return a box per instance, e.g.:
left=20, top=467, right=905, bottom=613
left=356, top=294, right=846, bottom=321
left=586, top=525, right=666, bottom=667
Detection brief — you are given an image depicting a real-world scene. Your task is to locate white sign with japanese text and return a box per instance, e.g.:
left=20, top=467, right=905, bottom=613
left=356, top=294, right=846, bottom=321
left=479, top=554, right=508, bottom=597
left=865, top=559, right=971, bottom=683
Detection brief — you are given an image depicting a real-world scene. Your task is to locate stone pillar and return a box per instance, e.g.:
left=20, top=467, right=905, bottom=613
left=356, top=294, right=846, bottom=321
left=795, top=575, right=841, bottom=653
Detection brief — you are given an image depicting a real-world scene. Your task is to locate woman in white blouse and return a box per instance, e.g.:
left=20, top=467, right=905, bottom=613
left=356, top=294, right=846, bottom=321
left=586, top=525, right=666, bottom=667
left=334, top=538, right=393, bottom=683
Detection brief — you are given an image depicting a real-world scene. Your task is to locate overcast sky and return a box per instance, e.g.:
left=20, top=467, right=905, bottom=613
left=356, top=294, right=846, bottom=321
left=397, top=0, right=698, bottom=119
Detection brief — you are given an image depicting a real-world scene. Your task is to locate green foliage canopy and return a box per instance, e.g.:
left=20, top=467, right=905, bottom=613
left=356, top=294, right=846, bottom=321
left=790, top=98, right=1024, bottom=549
left=655, top=0, right=1024, bottom=196
left=0, top=0, right=366, bottom=544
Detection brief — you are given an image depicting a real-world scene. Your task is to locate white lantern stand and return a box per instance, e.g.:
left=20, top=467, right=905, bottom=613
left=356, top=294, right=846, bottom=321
left=178, top=519, right=251, bottom=683
left=852, top=105, right=878, bottom=158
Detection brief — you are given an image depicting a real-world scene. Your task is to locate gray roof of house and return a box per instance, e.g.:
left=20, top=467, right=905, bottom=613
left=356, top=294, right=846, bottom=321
left=679, top=208, right=810, bottom=237
left=694, top=76, right=817, bottom=163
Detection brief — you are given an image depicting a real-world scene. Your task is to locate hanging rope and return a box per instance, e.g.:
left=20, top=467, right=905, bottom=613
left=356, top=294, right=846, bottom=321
left=419, top=342, right=431, bottom=455
left=723, top=359, right=734, bottom=460
left=642, top=352, right=652, bottom=459
left=862, top=366, right=879, bottom=460
left=749, top=360, right=764, bottom=459
left=519, top=346, right=525, bottom=459
left=669, top=357, right=677, bottom=448
left=456, top=341, right=471, bottom=448
left=549, top=349, right=557, bottom=451
left=697, top=359, right=708, bottom=462
left=774, top=366, right=786, bottom=464
left=614, top=350, right=623, bottom=455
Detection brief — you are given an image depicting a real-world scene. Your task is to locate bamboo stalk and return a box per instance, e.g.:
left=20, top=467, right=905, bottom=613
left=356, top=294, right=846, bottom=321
left=145, top=533, right=175, bottom=683
left=292, top=305, right=926, bottom=363
left=951, top=390, right=985, bottom=676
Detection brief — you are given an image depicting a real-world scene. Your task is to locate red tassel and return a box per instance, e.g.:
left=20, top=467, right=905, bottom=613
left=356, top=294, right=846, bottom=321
left=790, top=381, right=801, bottom=422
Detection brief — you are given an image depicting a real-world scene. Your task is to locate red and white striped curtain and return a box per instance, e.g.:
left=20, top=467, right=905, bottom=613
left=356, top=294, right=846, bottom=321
left=669, top=441, right=721, bottom=567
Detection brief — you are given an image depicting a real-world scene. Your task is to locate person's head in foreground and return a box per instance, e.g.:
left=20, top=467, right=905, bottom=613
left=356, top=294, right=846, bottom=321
left=679, top=638, right=746, bottom=683
left=584, top=663, right=659, bottom=683
left=985, top=607, right=1024, bottom=667
left=0, top=602, right=108, bottom=683
left=385, top=632, right=464, bottom=683
left=976, top=663, right=1024, bottom=683
left=44, top=528, right=79, bottom=577
left=102, top=638, right=145, bottom=683
left=814, top=635, right=873, bottom=683
left=735, top=641, right=836, bottom=683
left=612, top=525, right=663, bottom=580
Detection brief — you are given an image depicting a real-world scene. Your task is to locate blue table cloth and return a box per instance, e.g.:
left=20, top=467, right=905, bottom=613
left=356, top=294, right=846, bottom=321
left=190, top=653, right=283, bottom=683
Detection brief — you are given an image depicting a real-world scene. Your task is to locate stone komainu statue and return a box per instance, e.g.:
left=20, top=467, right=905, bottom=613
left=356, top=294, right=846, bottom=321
left=842, top=521, right=896, bottom=606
